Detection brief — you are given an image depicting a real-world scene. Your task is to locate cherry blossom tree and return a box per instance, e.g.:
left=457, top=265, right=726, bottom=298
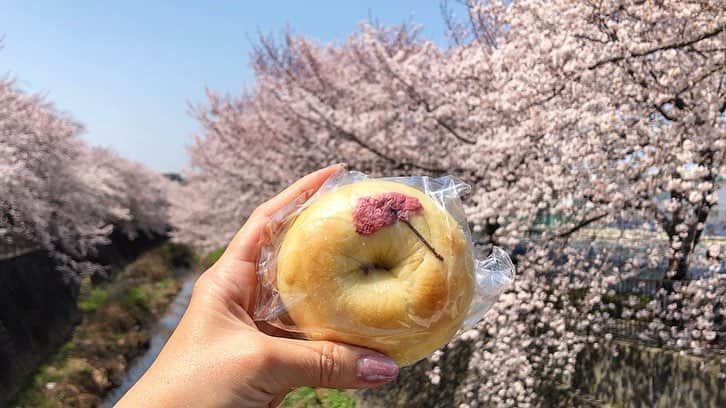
left=443, top=2, right=724, bottom=404
left=0, top=78, right=170, bottom=275
left=465, top=0, right=725, bottom=278
left=80, top=146, right=170, bottom=240
left=0, top=78, right=109, bottom=259
left=440, top=1, right=723, bottom=403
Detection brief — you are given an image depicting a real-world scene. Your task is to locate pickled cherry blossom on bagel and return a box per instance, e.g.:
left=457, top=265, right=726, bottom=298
left=353, top=192, right=423, bottom=235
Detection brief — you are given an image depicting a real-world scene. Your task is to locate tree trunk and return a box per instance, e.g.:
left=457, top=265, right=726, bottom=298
left=665, top=195, right=713, bottom=281
left=666, top=250, right=690, bottom=281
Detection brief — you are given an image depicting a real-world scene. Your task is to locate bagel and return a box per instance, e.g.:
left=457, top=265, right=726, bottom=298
left=276, top=179, right=474, bottom=366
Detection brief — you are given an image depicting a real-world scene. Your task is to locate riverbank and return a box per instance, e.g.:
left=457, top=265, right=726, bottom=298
left=282, top=387, right=356, bottom=407
left=12, top=243, right=194, bottom=407
left=102, top=273, right=197, bottom=406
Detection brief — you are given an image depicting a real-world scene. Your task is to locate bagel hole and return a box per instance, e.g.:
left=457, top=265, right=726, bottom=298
left=360, top=260, right=393, bottom=276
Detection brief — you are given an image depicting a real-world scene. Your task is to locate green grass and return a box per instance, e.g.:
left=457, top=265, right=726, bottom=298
left=155, top=277, right=175, bottom=289
left=13, top=386, right=56, bottom=408
left=13, top=343, right=81, bottom=408
left=159, top=242, right=195, bottom=268
left=199, top=247, right=225, bottom=269
left=282, top=387, right=356, bottom=408
left=52, top=342, right=75, bottom=363
left=78, top=287, right=109, bottom=313
left=121, top=286, right=150, bottom=312
left=320, top=389, right=356, bottom=408
left=283, top=387, right=319, bottom=407
left=207, top=247, right=225, bottom=262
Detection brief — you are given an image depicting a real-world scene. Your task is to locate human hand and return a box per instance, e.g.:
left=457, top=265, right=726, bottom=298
left=116, top=165, right=399, bottom=408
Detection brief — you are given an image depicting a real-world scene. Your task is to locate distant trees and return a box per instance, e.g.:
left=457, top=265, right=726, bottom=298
left=0, top=78, right=170, bottom=275
left=170, top=0, right=724, bottom=405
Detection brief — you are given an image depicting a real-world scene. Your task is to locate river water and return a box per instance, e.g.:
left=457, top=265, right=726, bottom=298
left=102, top=273, right=197, bottom=407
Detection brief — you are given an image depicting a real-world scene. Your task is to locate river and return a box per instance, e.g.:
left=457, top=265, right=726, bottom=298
left=102, top=273, right=197, bottom=407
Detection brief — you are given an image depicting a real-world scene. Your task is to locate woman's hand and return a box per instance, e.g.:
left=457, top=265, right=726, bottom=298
left=117, top=165, right=399, bottom=408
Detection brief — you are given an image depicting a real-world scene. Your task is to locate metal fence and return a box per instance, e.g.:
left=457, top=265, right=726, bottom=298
left=607, top=276, right=726, bottom=354
left=605, top=319, right=658, bottom=345
left=606, top=319, right=726, bottom=353
left=613, top=277, right=666, bottom=297
left=0, top=239, right=40, bottom=261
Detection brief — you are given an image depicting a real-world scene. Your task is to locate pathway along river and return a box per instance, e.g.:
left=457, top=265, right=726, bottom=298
left=102, top=273, right=197, bottom=406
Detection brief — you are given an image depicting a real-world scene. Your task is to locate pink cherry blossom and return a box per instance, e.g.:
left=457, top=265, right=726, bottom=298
left=353, top=192, right=423, bottom=235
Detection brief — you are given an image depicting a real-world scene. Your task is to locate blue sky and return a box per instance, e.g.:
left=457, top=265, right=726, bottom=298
left=0, top=1, right=455, bottom=172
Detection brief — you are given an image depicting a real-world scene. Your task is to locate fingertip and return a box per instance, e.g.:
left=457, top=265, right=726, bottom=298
left=354, top=350, right=399, bottom=385
left=318, top=162, right=347, bottom=181
left=275, top=338, right=400, bottom=389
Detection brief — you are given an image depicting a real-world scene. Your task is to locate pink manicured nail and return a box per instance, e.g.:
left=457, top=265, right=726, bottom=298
left=356, top=355, right=399, bottom=382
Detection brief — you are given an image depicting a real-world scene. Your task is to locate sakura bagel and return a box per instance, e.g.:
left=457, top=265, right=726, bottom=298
left=276, top=179, right=474, bottom=366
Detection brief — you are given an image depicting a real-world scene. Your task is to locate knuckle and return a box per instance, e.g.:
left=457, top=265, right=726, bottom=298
left=254, top=342, right=277, bottom=367
left=191, top=273, right=214, bottom=299
left=191, top=275, right=207, bottom=296
left=250, top=204, right=270, bottom=220
left=235, top=338, right=276, bottom=371
left=317, top=342, right=342, bottom=386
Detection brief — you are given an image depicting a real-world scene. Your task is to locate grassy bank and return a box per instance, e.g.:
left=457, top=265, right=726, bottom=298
left=12, top=243, right=194, bottom=408
left=282, top=387, right=356, bottom=408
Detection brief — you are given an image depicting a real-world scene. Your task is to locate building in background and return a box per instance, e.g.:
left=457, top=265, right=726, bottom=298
left=705, top=176, right=726, bottom=236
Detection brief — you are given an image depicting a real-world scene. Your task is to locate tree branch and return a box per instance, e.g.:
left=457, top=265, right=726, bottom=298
left=555, top=212, right=609, bottom=238
left=653, top=103, right=677, bottom=122
left=588, top=23, right=725, bottom=70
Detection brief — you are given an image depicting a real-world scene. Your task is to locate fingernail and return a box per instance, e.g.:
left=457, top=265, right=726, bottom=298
left=356, top=355, right=399, bottom=382
left=336, top=162, right=348, bottom=170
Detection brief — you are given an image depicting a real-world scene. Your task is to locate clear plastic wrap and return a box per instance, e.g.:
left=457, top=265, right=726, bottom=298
left=254, top=170, right=515, bottom=365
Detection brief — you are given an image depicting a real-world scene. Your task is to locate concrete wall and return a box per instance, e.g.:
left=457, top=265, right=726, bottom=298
left=573, top=341, right=725, bottom=408
left=357, top=339, right=725, bottom=407
left=0, top=250, right=79, bottom=406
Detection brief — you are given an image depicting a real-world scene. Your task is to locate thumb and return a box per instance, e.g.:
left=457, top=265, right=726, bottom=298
left=267, top=338, right=399, bottom=390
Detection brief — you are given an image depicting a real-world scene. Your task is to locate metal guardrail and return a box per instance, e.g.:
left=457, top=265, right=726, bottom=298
left=606, top=276, right=725, bottom=354
left=613, top=278, right=665, bottom=297
left=605, top=319, right=726, bottom=353
left=0, top=240, right=41, bottom=261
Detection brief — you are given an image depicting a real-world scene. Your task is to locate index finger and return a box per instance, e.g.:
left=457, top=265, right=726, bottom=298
left=221, top=163, right=345, bottom=265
